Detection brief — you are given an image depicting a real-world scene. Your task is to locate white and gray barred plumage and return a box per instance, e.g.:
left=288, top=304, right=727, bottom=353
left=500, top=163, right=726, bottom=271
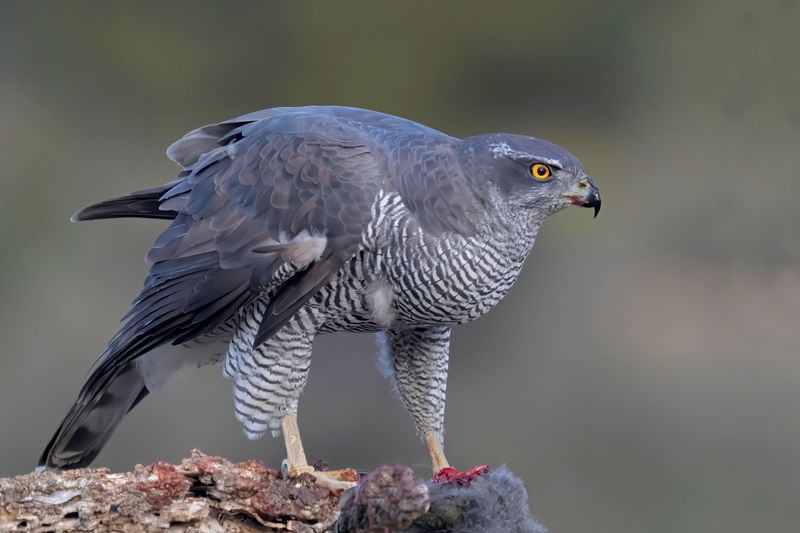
left=39, top=106, right=600, bottom=469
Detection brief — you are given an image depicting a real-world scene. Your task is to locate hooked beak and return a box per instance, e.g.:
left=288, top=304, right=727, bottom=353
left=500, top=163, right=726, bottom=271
left=565, top=178, right=601, bottom=218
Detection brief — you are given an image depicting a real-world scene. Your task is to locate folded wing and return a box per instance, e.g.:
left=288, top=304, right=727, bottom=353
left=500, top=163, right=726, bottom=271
left=41, top=116, right=385, bottom=468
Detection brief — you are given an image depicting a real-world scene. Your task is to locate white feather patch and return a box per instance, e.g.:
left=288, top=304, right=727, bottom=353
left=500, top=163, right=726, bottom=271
left=375, top=331, right=394, bottom=380
left=490, top=141, right=562, bottom=167
left=253, top=230, right=327, bottom=269
left=136, top=340, right=225, bottom=392
left=282, top=230, right=327, bottom=268
left=367, top=278, right=396, bottom=327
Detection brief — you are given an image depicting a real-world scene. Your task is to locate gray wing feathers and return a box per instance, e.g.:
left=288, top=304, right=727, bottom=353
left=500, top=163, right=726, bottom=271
left=389, top=137, right=481, bottom=236
left=42, top=111, right=389, bottom=469
left=165, top=105, right=478, bottom=238
left=105, top=114, right=387, bottom=370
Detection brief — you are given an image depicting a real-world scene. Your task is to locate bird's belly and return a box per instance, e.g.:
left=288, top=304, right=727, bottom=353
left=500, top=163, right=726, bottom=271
left=313, top=243, right=526, bottom=332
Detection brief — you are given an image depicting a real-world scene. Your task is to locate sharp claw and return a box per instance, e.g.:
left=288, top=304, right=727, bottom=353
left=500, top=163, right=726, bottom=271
left=280, top=461, right=358, bottom=491
left=313, top=472, right=358, bottom=492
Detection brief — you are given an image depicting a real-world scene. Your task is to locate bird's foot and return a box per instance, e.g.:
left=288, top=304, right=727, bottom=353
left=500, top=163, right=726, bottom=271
left=432, top=464, right=489, bottom=487
left=281, top=459, right=314, bottom=478
left=309, top=470, right=359, bottom=491
left=281, top=459, right=359, bottom=491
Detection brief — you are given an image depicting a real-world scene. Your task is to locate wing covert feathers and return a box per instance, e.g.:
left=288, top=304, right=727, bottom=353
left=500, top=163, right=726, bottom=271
left=90, top=112, right=386, bottom=383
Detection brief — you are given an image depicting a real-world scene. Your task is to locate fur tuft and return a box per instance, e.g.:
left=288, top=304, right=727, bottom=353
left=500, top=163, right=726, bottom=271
left=404, top=465, right=546, bottom=533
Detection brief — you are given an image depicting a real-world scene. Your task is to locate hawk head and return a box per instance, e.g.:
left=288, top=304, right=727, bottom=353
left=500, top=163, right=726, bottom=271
left=462, top=133, right=601, bottom=218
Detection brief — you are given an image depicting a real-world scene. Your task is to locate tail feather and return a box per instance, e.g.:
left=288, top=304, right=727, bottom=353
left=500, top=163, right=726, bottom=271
left=71, top=181, right=180, bottom=222
left=38, top=362, right=149, bottom=470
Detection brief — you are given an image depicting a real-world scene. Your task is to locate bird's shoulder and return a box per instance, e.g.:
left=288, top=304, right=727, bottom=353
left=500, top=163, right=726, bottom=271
left=162, top=106, right=484, bottom=243
left=166, top=105, right=453, bottom=169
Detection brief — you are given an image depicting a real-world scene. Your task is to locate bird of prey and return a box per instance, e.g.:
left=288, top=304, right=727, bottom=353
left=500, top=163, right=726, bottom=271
left=39, top=106, right=600, bottom=485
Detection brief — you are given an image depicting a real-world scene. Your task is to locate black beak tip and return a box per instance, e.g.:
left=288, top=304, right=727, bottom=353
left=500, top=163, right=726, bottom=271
left=577, top=178, right=601, bottom=218
left=589, top=183, right=601, bottom=218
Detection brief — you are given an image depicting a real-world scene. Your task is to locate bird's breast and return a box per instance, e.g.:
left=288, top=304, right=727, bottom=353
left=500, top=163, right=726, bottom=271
left=311, top=191, right=538, bottom=333
left=382, top=232, right=531, bottom=326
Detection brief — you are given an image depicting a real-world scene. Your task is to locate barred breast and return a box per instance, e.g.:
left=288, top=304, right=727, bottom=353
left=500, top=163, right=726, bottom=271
left=314, top=190, right=540, bottom=332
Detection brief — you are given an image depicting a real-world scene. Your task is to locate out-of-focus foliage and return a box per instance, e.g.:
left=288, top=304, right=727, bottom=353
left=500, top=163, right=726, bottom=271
left=0, top=2, right=797, bottom=532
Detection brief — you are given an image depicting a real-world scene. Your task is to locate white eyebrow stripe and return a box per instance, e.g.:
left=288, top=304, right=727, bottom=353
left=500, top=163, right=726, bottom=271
left=531, top=156, right=562, bottom=167
left=488, top=142, right=562, bottom=168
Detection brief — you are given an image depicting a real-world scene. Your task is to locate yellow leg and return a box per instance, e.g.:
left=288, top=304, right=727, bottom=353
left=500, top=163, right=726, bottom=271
left=427, top=431, right=489, bottom=485
left=280, top=413, right=357, bottom=491
left=281, top=413, right=313, bottom=475
left=425, top=431, right=450, bottom=472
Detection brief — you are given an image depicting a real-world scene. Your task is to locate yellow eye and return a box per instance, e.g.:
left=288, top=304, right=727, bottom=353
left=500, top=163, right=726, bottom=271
left=530, top=163, right=552, bottom=180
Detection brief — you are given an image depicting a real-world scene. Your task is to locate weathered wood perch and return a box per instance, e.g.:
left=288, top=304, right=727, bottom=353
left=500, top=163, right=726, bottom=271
left=0, top=450, right=544, bottom=532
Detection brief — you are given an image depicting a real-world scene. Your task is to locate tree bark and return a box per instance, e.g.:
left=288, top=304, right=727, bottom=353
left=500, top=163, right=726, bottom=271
left=0, top=450, right=431, bottom=532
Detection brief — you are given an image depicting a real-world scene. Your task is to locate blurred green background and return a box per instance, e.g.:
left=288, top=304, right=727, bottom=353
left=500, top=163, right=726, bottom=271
left=1, top=1, right=798, bottom=532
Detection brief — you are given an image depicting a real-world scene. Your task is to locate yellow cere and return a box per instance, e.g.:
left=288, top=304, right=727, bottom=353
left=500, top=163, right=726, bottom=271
left=530, top=163, right=552, bottom=180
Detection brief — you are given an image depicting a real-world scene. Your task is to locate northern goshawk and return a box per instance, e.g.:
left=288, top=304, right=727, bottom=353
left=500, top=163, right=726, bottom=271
left=39, top=106, right=600, bottom=484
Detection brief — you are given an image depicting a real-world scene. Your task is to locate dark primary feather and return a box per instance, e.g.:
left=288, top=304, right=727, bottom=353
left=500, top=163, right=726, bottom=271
left=38, top=362, right=148, bottom=468
left=71, top=181, right=180, bottom=221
